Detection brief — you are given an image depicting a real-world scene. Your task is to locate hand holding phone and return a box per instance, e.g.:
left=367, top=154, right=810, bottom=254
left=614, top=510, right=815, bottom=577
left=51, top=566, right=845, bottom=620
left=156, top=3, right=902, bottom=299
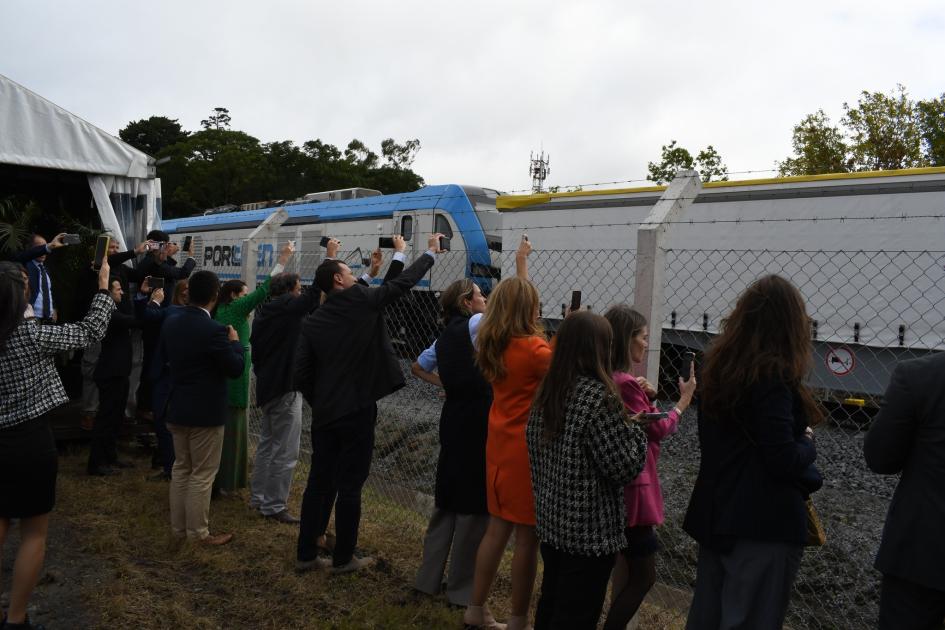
left=182, top=235, right=193, bottom=254
left=439, top=236, right=451, bottom=252
left=570, top=290, right=582, bottom=312
left=93, top=235, right=110, bottom=271
left=149, top=276, right=165, bottom=290
left=62, top=234, right=82, bottom=245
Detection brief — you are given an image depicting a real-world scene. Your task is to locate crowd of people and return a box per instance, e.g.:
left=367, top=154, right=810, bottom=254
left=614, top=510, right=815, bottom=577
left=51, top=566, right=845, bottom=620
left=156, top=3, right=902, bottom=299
left=0, top=229, right=942, bottom=630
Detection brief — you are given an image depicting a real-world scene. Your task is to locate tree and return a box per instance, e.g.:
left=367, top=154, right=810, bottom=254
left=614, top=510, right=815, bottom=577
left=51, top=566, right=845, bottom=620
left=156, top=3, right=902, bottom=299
left=380, top=138, right=421, bottom=169
left=842, top=85, right=926, bottom=171
left=119, top=116, right=190, bottom=156
left=200, top=107, right=232, bottom=131
left=344, top=139, right=379, bottom=169
left=917, top=94, right=945, bottom=166
left=778, top=110, right=850, bottom=176
left=647, top=140, right=728, bottom=184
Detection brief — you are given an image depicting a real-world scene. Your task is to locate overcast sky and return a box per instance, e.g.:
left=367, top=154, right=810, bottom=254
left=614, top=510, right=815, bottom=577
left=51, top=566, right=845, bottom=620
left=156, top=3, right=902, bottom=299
left=2, top=0, right=943, bottom=193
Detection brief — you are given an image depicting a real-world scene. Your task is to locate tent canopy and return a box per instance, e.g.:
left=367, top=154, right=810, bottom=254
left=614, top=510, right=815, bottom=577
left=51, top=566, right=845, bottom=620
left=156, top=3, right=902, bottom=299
left=0, top=73, right=154, bottom=179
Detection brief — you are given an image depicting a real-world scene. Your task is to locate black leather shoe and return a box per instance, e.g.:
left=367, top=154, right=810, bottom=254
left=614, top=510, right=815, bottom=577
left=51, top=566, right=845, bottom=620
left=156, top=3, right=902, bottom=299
left=88, top=466, right=120, bottom=477
left=264, top=509, right=300, bottom=524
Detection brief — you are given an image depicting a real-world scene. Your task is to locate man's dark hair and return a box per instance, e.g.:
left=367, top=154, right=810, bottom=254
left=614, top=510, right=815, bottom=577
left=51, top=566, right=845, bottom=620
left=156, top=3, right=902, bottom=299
left=271, top=272, right=301, bottom=297
left=188, top=270, right=220, bottom=307
left=146, top=229, right=170, bottom=243
left=315, top=259, right=345, bottom=293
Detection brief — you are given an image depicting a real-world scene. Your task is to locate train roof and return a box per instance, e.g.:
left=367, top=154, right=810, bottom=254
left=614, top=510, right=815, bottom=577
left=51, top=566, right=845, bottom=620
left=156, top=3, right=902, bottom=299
left=496, top=166, right=945, bottom=210
left=160, top=184, right=469, bottom=233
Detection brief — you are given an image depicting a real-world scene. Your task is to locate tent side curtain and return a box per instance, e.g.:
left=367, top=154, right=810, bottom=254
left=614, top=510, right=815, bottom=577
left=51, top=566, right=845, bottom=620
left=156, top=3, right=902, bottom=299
left=88, top=175, right=162, bottom=251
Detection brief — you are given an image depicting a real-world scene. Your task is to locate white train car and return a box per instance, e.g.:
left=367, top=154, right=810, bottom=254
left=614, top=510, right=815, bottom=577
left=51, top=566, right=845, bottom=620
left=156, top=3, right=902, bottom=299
left=497, top=167, right=945, bottom=401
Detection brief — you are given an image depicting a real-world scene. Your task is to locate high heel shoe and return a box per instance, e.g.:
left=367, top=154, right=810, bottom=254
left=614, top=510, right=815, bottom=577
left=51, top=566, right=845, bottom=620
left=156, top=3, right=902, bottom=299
left=463, top=605, right=507, bottom=629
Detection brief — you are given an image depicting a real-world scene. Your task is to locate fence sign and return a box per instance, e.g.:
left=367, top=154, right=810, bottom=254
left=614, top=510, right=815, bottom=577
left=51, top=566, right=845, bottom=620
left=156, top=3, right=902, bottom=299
left=826, top=346, right=856, bottom=376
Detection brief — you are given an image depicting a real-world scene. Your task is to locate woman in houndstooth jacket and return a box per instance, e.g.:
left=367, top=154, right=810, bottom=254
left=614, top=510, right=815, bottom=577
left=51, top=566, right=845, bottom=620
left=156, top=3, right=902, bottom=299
left=527, top=311, right=648, bottom=630
left=0, top=259, right=114, bottom=630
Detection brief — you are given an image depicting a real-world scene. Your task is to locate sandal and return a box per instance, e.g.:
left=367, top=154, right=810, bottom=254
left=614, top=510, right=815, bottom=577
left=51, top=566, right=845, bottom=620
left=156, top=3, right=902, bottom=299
left=463, top=605, right=506, bottom=630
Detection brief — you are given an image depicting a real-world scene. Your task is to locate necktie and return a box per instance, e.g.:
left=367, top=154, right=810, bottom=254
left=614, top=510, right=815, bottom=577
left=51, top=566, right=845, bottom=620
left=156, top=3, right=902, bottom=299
left=39, top=263, right=51, bottom=319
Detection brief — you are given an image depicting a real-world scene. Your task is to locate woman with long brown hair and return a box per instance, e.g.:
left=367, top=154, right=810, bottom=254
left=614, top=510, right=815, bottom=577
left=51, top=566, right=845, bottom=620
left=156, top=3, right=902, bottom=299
left=526, top=311, right=647, bottom=629
left=463, top=268, right=548, bottom=630
left=683, top=275, right=823, bottom=629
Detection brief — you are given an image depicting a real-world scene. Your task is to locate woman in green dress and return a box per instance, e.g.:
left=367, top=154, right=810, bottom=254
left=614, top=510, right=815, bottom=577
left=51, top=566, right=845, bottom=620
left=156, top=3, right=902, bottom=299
left=214, top=242, right=294, bottom=494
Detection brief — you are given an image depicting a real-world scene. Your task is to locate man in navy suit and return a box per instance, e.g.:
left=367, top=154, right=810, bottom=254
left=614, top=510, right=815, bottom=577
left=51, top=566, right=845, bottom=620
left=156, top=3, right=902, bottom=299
left=12, top=233, right=71, bottom=322
left=160, top=270, right=244, bottom=546
left=865, top=353, right=945, bottom=629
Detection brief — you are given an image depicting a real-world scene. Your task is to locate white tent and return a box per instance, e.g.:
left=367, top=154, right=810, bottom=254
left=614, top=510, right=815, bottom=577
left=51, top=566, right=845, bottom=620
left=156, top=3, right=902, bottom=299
left=0, top=73, right=161, bottom=249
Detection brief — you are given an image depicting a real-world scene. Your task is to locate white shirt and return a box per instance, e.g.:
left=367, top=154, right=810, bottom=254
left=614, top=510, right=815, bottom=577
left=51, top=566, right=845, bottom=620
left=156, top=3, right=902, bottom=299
left=416, top=312, right=483, bottom=373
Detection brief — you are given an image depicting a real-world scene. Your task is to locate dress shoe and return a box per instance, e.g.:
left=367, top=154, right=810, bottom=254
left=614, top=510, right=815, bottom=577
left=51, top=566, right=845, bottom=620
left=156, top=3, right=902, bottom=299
left=331, top=556, right=375, bottom=575
left=88, top=466, right=120, bottom=477
left=295, top=556, right=332, bottom=573
left=111, top=460, right=135, bottom=469
left=264, top=509, right=300, bottom=524
left=198, top=532, right=233, bottom=546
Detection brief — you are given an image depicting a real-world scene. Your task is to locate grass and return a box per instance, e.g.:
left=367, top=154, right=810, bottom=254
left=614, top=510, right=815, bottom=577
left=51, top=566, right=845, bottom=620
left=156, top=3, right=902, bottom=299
left=51, top=446, right=686, bottom=629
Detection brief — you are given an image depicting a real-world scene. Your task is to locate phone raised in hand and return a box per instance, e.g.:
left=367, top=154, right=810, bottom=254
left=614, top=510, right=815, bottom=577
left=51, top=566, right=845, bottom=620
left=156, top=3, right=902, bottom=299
left=320, top=236, right=331, bottom=248
left=182, top=235, right=193, bottom=252
left=680, top=350, right=696, bottom=381
left=93, top=235, right=110, bottom=270
left=146, top=276, right=165, bottom=290
left=378, top=236, right=395, bottom=249
left=63, top=234, right=82, bottom=245
left=570, top=290, right=582, bottom=312
left=439, top=236, right=451, bottom=252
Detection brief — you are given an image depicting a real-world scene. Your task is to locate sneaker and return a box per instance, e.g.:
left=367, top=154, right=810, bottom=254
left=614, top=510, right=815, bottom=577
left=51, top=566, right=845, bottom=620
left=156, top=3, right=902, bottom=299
left=331, top=556, right=375, bottom=575
left=295, top=556, right=332, bottom=573
left=264, top=509, right=300, bottom=524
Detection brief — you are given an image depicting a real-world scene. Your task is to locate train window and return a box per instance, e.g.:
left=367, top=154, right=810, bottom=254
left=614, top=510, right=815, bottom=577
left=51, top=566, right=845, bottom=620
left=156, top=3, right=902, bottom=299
left=401, top=215, right=413, bottom=241
left=434, top=214, right=454, bottom=239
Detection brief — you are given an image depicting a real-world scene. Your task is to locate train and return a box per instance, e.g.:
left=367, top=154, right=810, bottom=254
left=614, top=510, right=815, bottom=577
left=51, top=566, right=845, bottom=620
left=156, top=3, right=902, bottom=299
left=159, top=167, right=945, bottom=407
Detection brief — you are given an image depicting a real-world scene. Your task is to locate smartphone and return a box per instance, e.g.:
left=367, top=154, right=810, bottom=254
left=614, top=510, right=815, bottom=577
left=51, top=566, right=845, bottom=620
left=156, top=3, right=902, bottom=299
left=439, top=236, right=451, bottom=252
left=146, top=240, right=163, bottom=251
left=63, top=233, right=82, bottom=245
left=570, top=290, right=582, bottom=312
left=146, top=276, right=165, bottom=290
left=319, top=236, right=331, bottom=248
left=378, top=236, right=395, bottom=249
left=182, top=235, right=193, bottom=252
left=522, top=233, right=529, bottom=242
left=681, top=350, right=696, bottom=381
left=640, top=412, right=669, bottom=423
left=93, top=235, right=110, bottom=270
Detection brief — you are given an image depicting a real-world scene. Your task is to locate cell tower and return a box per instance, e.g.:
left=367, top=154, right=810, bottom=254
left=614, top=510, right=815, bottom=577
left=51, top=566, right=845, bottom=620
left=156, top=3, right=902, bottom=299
left=529, top=150, right=550, bottom=193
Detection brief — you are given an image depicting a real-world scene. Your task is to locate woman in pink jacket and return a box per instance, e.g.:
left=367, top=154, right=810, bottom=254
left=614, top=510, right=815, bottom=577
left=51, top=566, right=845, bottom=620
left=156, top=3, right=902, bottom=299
left=602, top=305, right=697, bottom=630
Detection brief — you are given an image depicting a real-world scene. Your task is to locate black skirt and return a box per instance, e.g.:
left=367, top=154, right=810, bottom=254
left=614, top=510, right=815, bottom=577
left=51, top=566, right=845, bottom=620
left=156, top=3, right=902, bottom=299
left=0, top=414, right=58, bottom=518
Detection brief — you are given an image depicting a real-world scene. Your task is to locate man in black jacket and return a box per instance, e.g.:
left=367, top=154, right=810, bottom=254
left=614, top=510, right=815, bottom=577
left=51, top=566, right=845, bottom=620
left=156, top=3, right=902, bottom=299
left=250, top=238, right=405, bottom=524
left=86, top=276, right=151, bottom=475
left=295, top=233, right=442, bottom=574
left=161, top=270, right=244, bottom=546
left=865, top=353, right=945, bottom=629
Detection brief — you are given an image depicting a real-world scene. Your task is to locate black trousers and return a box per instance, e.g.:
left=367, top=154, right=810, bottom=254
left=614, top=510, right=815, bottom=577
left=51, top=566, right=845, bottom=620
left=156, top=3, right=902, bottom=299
left=534, top=543, right=616, bottom=630
left=297, top=404, right=377, bottom=567
left=88, top=377, right=128, bottom=472
left=879, top=573, right=945, bottom=630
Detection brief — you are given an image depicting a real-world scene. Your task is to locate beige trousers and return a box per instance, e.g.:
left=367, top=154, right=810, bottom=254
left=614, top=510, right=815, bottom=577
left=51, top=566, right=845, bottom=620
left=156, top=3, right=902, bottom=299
left=168, top=423, right=225, bottom=540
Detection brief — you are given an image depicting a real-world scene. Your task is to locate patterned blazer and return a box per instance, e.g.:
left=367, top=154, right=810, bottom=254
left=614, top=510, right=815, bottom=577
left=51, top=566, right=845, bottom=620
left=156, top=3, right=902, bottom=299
left=0, top=292, right=114, bottom=429
left=527, top=375, right=648, bottom=556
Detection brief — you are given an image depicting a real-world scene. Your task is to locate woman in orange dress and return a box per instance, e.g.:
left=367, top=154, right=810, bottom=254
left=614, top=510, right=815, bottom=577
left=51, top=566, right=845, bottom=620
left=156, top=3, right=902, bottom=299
left=464, top=237, right=549, bottom=630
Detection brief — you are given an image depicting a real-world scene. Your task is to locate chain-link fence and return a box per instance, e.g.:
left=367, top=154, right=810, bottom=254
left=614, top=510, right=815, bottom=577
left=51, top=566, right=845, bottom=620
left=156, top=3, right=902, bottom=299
left=215, top=232, right=943, bottom=628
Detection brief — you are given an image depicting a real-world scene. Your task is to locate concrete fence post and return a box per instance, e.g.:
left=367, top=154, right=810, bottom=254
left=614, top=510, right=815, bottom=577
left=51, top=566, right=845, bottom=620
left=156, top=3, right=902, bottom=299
left=633, top=171, right=702, bottom=385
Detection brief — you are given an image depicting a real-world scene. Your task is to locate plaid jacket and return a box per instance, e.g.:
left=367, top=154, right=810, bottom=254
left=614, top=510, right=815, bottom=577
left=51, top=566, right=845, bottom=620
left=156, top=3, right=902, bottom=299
left=527, top=376, right=648, bottom=556
left=0, top=292, right=114, bottom=429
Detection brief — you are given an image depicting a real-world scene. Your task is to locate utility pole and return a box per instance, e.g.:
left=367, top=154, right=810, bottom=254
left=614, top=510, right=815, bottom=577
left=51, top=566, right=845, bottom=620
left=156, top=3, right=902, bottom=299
left=529, top=150, right=551, bottom=193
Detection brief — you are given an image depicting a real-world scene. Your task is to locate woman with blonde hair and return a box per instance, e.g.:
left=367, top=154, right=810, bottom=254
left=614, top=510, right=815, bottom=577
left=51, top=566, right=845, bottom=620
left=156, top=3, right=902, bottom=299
left=463, top=238, right=547, bottom=630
